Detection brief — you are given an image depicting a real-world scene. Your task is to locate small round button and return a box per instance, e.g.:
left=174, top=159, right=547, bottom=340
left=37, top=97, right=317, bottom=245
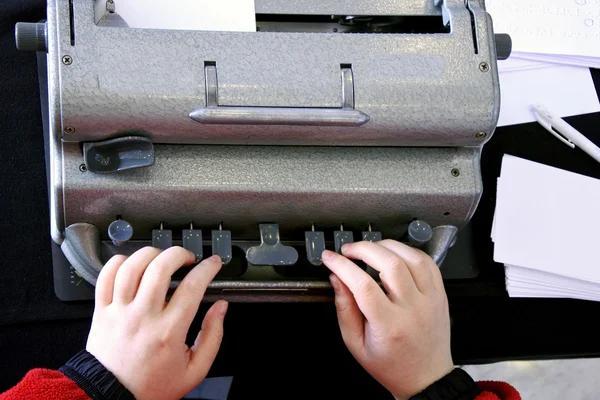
left=407, top=220, right=433, bottom=247
left=108, top=220, right=133, bottom=246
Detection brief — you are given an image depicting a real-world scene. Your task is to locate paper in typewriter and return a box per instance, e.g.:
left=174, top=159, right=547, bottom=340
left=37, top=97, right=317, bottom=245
left=104, top=0, right=256, bottom=32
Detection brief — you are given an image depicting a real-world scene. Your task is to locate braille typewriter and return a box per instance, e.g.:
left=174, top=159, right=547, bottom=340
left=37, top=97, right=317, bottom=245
left=16, top=0, right=510, bottom=301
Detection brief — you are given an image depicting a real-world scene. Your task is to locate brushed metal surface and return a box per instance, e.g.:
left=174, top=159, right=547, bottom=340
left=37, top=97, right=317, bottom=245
left=53, top=0, right=500, bottom=147
left=62, top=144, right=482, bottom=240
left=47, top=1, right=65, bottom=244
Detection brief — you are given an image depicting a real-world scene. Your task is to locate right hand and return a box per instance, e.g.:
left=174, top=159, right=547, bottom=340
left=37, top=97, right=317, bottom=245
left=322, top=240, right=454, bottom=400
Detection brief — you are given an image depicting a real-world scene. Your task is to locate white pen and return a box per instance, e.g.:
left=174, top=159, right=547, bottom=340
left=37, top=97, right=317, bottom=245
left=531, top=104, right=600, bottom=164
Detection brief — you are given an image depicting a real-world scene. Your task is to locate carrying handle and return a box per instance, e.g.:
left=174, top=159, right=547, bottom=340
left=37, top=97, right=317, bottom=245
left=189, top=63, right=370, bottom=127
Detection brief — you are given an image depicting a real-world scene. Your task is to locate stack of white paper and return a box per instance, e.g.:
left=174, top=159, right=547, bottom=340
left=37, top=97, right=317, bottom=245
left=488, top=0, right=600, bottom=68
left=492, top=155, right=600, bottom=301
left=487, top=0, right=600, bottom=127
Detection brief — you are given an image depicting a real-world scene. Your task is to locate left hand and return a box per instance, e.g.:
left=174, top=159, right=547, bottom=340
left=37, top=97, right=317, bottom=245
left=86, top=247, right=227, bottom=400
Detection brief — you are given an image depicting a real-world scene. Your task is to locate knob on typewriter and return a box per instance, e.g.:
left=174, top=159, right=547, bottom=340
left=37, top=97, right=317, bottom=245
left=107, top=218, right=133, bottom=247
left=405, top=220, right=433, bottom=248
left=246, top=224, right=298, bottom=266
left=14, top=22, right=47, bottom=52
left=305, top=224, right=326, bottom=266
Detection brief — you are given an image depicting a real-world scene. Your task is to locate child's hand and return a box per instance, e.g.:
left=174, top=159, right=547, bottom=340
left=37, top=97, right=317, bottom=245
left=322, top=240, right=453, bottom=400
left=86, top=247, right=227, bottom=400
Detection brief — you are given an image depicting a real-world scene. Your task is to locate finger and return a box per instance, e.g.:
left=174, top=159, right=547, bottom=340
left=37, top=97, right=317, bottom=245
left=375, top=240, right=436, bottom=294
left=95, top=255, right=127, bottom=306
left=186, top=300, right=228, bottom=385
left=330, top=274, right=365, bottom=356
left=322, top=250, right=390, bottom=321
left=165, top=255, right=223, bottom=328
left=135, top=246, right=197, bottom=312
left=113, top=247, right=162, bottom=304
left=340, top=241, right=420, bottom=302
left=430, top=262, right=446, bottom=295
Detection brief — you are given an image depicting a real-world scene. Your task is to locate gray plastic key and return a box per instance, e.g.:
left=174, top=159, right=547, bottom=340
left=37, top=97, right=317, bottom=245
left=107, top=219, right=133, bottom=246
left=305, top=230, right=326, bottom=266
left=183, top=226, right=203, bottom=262
left=212, top=228, right=232, bottom=265
left=362, top=231, right=382, bottom=242
left=246, top=224, right=298, bottom=266
left=334, top=229, right=354, bottom=253
left=152, top=223, right=172, bottom=250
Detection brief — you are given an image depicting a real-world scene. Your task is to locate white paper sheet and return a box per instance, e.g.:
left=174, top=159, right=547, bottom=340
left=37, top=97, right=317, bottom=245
left=497, top=65, right=600, bottom=127
left=497, top=58, right=554, bottom=73
left=493, top=155, right=600, bottom=284
left=112, top=0, right=256, bottom=32
left=507, top=290, right=600, bottom=301
left=505, top=266, right=600, bottom=294
left=487, top=0, right=600, bottom=58
left=512, top=52, right=600, bottom=70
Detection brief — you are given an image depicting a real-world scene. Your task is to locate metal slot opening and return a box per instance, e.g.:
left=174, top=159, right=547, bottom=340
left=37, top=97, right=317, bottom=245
left=68, top=0, right=75, bottom=45
left=255, top=14, right=450, bottom=34
left=465, top=1, right=479, bottom=54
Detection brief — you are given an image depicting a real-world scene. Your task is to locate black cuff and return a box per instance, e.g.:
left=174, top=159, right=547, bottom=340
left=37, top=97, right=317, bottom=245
left=59, top=350, right=136, bottom=400
left=408, top=368, right=482, bottom=400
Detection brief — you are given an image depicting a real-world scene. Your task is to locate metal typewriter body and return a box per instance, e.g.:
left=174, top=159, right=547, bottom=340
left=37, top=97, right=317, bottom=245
left=17, top=0, right=508, bottom=300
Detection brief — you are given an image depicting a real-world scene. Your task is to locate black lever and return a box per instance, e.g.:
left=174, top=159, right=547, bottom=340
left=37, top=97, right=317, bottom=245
left=83, top=136, right=154, bottom=174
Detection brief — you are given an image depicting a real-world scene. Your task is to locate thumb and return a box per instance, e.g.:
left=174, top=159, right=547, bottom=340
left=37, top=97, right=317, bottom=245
left=330, top=274, right=365, bottom=355
left=187, top=300, right=228, bottom=382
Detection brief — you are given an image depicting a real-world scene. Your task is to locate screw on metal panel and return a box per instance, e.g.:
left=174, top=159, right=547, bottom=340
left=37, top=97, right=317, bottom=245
left=451, top=168, right=460, bottom=177
left=479, top=62, right=489, bottom=72
left=79, top=164, right=87, bottom=172
left=64, top=126, right=75, bottom=134
left=62, top=55, right=73, bottom=65
left=333, top=28, right=338, bottom=32
left=476, top=131, right=487, bottom=139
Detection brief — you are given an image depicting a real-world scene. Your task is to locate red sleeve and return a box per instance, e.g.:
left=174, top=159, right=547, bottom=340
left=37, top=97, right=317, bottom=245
left=0, top=369, right=91, bottom=400
left=475, top=381, right=522, bottom=400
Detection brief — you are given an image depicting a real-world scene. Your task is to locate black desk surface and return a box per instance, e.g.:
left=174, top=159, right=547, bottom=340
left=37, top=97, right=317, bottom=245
left=2, top=2, right=600, bottom=396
